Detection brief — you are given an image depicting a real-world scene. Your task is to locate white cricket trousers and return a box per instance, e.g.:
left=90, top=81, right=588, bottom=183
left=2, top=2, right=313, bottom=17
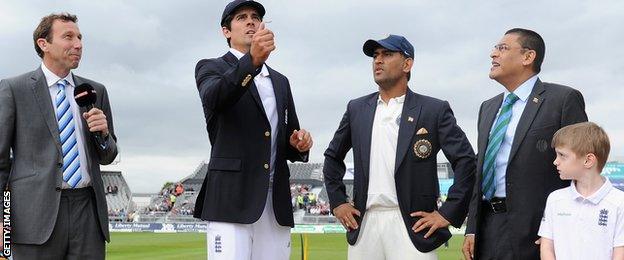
left=206, top=192, right=291, bottom=260
left=348, top=207, right=438, bottom=260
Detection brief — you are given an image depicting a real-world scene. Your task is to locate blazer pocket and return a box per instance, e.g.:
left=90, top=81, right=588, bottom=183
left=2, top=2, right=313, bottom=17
left=208, top=157, right=242, bottom=172
left=10, top=171, right=37, bottom=183
left=528, top=123, right=557, bottom=136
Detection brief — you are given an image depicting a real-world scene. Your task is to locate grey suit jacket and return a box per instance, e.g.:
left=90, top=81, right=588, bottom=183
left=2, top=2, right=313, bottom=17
left=0, top=67, right=118, bottom=244
left=466, top=79, right=587, bottom=259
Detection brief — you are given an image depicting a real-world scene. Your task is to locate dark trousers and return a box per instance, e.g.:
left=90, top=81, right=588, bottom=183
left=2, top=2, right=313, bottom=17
left=476, top=201, right=514, bottom=260
left=13, top=187, right=105, bottom=260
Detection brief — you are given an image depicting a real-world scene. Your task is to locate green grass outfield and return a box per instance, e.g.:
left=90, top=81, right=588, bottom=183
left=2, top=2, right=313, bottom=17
left=107, top=232, right=464, bottom=260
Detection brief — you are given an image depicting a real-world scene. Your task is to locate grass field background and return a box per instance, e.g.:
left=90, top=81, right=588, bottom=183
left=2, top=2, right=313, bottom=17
left=107, top=232, right=465, bottom=260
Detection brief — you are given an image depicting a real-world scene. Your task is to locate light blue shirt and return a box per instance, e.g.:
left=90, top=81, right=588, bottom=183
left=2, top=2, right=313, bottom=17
left=492, top=74, right=539, bottom=198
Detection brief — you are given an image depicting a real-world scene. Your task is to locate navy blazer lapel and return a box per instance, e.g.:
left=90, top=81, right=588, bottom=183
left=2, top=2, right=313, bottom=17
left=267, top=65, right=285, bottom=134
left=223, top=52, right=268, bottom=119
left=248, top=82, right=267, bottom=118
left=31, top=68, right=62, bottom=154
left=479, top=94, right=503, bottom=157
left=508, top=79, right=546, bottom=162
left=360, top=93, right=378, bottom=179
left=222, top=52, right=238, bottom=65
left=395, top=89, right=422, bottom=173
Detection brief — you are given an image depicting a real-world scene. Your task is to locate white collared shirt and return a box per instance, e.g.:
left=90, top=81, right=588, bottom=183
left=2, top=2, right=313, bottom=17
left=538, top=178, right=624, bottom=259
left=41, top=63, right=91, bottom=188
left=366, top=94, right=405, bottom=209
left=229, top=48, right=278, bottom=190
left=492, top=74, right=539, bottom=197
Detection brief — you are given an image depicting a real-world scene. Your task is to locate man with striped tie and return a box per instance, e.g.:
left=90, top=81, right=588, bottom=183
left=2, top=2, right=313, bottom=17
left=0, top=13, right=117, bottom=259
left=462, top=28, right=587, bottom=260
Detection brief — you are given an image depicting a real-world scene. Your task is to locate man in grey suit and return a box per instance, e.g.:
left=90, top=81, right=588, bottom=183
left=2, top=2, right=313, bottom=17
left=462, top=28, right=587, bottom=260
left=0, top=13, right=117, bottom=259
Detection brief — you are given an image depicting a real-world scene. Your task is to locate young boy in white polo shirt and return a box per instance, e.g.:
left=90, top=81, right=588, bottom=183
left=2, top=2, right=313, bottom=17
left=539, top=122, right=624, bottom=260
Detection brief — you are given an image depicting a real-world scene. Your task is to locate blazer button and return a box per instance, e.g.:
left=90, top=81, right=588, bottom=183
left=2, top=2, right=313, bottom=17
left=264, top=163, right=269, bottom=170
left=264, top=131, right=270, bottom=137
left=55, top=187, right=61, bottom=192
left=58, top=162, right=63, bottom=168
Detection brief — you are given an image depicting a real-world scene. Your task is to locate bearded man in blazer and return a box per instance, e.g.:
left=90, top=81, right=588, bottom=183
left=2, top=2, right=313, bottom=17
left=323, top=34, right=476, bottom=260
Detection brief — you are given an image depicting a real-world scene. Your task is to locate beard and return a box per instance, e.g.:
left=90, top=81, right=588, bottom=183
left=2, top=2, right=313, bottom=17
left=374, top=73, right=401, bottom=90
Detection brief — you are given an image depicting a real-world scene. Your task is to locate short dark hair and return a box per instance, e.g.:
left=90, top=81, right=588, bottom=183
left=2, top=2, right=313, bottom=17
left=222, top=14, right=234, bottom=47
left=221, top=8, right=263, bottom=47
left=33, top=13, right=78, bottom=58
left=505, top=28, right=545, bottom=73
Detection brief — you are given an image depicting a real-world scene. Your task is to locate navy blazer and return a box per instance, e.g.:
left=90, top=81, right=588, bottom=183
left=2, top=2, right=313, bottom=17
left=466, top=80, right=587, bottom=259
left=323, top=88, right=476, bottom=252
left=193, top=51, right=308, bottom=227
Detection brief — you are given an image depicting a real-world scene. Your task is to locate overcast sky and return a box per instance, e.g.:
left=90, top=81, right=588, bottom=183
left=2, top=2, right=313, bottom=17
left=1, top=1, right=622, bottom=193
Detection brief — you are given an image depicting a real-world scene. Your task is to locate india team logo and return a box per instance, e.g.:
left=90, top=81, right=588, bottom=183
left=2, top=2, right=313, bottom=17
left=413, top=139, right=432, bottom=159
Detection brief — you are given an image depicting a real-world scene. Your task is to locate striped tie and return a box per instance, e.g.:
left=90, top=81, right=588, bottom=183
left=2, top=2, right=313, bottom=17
left=481, top=93, right=519, bottom=200
left=56, top=80, right=82, bottom=188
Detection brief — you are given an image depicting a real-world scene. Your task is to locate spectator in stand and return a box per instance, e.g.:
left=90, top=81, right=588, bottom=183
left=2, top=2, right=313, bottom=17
left=174, top=183, right=184, bottom=196
left=309, top=193, right=317, bottom=206
left=303, top=193, right=310, bottom=208
left=297, top=194, right=304, bottom=209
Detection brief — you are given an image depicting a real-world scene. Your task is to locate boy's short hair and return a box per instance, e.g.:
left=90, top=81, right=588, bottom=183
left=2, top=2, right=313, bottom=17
left=552, top=122, right=610, bottom=171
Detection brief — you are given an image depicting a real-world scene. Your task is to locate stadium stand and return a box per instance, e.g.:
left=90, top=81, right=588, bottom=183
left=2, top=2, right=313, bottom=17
left=124, top=161, right=386, bottom=224
left=102, top=171, right=134, bottom=222
left=116, top=161, right=624, bottom=225
left=166, top=191, right=199, bottom=222
left=118, top=161, right=475, bottom=224
left=100, top=158, right=624, bottom=248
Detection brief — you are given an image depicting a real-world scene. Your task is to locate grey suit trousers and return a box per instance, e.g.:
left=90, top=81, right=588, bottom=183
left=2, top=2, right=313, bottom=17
left=12, top=187, right=105, bottom=260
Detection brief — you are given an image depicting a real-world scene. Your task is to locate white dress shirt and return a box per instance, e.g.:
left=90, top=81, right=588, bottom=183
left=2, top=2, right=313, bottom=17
left=491, top=74, right=538, bottom=197
left=366, top=94, right=405, bottom=209
left=41, top=63, right=91, bottom=188
left=230, top=48, right=278, bottom=190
